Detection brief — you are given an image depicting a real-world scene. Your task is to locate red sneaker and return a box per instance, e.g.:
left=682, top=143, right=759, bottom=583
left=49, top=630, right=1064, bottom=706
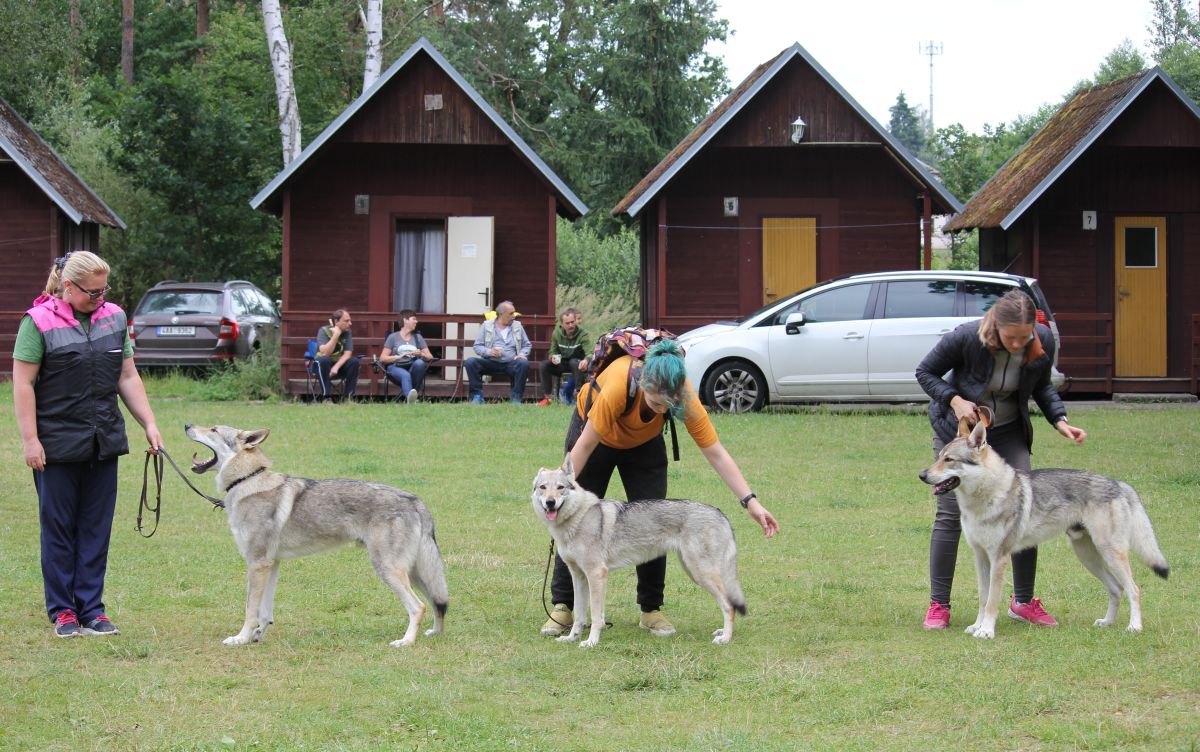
left=1007, top=597, right=1058, bottom=627
left=536, top=397, right=553, bottom=407
left=922, top=600, right=950, bottom=630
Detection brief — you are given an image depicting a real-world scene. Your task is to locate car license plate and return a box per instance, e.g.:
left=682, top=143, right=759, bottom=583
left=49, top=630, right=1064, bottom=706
left=157, top=326, right=195, bottom=336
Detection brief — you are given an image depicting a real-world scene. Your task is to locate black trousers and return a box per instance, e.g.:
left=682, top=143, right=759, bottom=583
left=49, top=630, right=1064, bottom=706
left=550, top=410, right=668, bottom=612
left=929, top=420, right=1038, bottom=606
left=36, top=458, right=119, bottom=623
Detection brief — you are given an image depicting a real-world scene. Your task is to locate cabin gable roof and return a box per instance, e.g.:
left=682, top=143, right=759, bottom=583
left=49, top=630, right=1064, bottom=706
left=944, top=67, right=1200, bottom=231
left=251, top=37, right=586, bottom=217
left=0, top=96, right=125, bottom=229
left=612, top=42, right=962, bottom=218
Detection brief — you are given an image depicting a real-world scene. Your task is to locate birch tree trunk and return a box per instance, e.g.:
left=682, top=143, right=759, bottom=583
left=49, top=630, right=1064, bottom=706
left=262, top=0, right=302, bottom=166
left=121, top=0, right=134, bottom=84
left=361, top=0, right=383, bottom=93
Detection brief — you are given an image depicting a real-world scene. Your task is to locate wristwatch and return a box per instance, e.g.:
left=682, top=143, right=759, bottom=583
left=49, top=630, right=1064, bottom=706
left=739, top=492, right=756, bottom=509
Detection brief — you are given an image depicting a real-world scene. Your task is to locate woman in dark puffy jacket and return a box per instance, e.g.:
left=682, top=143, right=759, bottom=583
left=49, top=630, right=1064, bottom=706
left=915, top=289, right=1087, bottom=630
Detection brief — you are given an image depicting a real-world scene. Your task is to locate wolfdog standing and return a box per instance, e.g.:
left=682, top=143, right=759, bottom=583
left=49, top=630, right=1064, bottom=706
left=531, top=458, right=745, bottom=647
left=185, top=424, right=448, bottom=647
left=919, top=421, right=1169, bottom=639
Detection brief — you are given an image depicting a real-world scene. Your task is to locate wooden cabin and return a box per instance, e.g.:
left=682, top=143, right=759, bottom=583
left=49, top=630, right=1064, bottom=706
left=613, top=43, right=962, bottom=332
left=251, top=38, right=587, bottom=398
left=945, top=68, right=1200, bottom=396
left=0, top=96, right=125, bottom=376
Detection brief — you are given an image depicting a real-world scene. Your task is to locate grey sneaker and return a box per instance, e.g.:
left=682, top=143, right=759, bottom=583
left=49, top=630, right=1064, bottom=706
left=81, top=615, right=119, bottom=636
left=54, top=610, right=81, bottom=638
left=638, top=610, right=676, bottom=637
left=540, top=604, right=573, bottom=635
left=406, top=388, right=418, bottom=404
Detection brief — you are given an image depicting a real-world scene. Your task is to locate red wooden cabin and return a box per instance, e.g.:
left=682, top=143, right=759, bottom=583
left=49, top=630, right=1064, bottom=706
left=0, top=97, right=125, bottom=377
left=251, top=38, right=587, bottom=397
left=613, top=43, right=962, bottom=332
left=945, top=68, right=1200, bottom=396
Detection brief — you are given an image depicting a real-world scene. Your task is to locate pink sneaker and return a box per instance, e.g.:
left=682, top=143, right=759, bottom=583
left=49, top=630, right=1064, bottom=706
left=1007, top=597, right=1058, bottom=627
left=922, top=601, right=950, bottom=630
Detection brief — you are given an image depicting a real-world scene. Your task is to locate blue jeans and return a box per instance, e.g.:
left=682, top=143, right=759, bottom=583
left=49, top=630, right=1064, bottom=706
left=385, top=359, right=428, bottom=394
left=465, top=357, right=530, bottom=401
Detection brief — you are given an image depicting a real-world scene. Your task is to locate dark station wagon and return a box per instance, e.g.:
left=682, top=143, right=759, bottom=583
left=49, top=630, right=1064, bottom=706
left=130, top=280, right=280, bottom=368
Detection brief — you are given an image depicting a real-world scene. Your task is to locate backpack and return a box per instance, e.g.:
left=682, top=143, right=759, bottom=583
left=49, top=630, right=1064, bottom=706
left=584, top=326, right=677, bottom=414
left=582, top=326, right=680, bottom=460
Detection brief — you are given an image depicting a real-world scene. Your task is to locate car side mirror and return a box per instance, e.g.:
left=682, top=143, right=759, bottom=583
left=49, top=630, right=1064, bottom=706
left=785, top=311, right=807, bottom=335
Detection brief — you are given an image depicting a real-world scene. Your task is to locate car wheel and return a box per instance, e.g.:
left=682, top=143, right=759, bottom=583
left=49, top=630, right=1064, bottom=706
left=704, top=361, right=767, bottom=413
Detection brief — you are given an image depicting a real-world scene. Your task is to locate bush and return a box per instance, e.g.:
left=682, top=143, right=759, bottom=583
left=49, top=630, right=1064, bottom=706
left=556, top=218, right=639, bottom=306
left=554, top=284, right=640, bottom=339
left=198, top=349, right=282, bottom=401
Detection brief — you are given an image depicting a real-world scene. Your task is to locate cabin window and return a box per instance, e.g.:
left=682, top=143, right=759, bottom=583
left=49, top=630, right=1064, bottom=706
left=1123, top=226, right=1157, bottom=268
left=394, top=222, right=445, bottom=312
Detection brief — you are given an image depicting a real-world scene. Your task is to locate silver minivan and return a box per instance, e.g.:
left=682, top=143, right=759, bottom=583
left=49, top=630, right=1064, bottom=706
left=679, top=271, right=1063, bottom=412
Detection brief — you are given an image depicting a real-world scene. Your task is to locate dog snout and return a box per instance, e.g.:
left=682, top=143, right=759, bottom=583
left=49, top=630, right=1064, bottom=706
left=918, top=470, right=928, bottom=483
left=544, top=499, right=558, bottom=511
left=184, top=423, right=193, bottom=431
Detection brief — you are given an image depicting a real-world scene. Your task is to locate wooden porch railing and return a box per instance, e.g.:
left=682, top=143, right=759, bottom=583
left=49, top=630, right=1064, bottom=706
left=281, top=310, right=559, bottom=399
left=1054, top=312, right=1114, bottom=394
left=1192, top=314, right=1200, bottom=395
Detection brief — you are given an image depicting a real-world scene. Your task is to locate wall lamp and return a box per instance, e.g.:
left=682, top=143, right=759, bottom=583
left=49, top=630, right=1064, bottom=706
left=790, top=116, right=807, bottom=144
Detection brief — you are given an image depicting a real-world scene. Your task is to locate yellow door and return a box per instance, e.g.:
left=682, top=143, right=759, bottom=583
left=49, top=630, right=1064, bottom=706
left=763, top=217, right=816, bottom=305
left=1114, top=217, right=1167, bottom=377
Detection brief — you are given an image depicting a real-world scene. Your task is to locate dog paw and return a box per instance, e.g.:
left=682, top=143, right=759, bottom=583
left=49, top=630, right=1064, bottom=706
left=389, top=637, right=415, bottom=647
left=580, top=636, right=598, bottom=648
left=423, top=627, right=441, bottom=637
left=711, top=629, right=731, bottom=645
left=972, top=627, right=995, bottom=640
left=964, top=624, right=980, bottom=636
left=1125, top=624, right=1143, bottom=634
left=223, top=634, right=250, bottom=646
left=1093, top=618, right=1114, bottom=627
left=556, top=634, right=579, bottom=643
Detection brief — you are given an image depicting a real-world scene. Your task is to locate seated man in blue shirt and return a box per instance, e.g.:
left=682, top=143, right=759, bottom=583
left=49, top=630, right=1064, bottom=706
left=464, top=300, right=531, bottom=404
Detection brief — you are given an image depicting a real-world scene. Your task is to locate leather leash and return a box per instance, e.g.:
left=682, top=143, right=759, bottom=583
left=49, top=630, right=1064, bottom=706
left=136, top=447, right=224, bottom=538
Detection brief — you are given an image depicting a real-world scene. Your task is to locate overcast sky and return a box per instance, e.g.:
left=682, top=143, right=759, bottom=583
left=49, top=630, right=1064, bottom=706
left=710, top=0, right=1156, bottom=133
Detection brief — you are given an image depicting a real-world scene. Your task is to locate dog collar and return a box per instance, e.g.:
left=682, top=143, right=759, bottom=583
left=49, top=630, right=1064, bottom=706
left=225, top=467, right=267, bottom=493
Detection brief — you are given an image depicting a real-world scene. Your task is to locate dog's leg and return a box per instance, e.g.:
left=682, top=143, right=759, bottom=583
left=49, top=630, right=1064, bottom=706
left=580, top=565, right=608, bottom=648
left=965, top=545, right=991, bottom=637
left=977, top=551, right=1010, bottom=640
left=1094, top=544, right=1142, bottom=632
left=226, top=559, right=274, bottom=645
left=1068, top=533, right=1122, bottom=627
left=257, top=561, right=281, bottom=639
left=375, top=561, right=427, bottom=647
left=558, top=560, right=587, bottom=643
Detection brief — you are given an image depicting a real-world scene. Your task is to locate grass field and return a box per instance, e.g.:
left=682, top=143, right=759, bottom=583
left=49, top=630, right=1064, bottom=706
left=1, top=386, right=1197, bottom=751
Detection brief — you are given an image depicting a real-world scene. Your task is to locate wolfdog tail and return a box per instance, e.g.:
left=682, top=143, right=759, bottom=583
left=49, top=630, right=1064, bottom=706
left=1125, top=483, right=1170, bottom=580
left=723, top=545, right=748, bottom=616
left=416, top=524, right=450, bottom=616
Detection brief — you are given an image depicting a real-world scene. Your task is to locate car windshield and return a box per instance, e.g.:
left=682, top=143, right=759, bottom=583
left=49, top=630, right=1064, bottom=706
left=137, top=291, right=222, bottom=315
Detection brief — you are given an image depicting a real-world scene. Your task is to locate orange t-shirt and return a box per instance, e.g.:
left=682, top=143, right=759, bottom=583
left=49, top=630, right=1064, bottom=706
left=576, top=355, right=718, bottom=450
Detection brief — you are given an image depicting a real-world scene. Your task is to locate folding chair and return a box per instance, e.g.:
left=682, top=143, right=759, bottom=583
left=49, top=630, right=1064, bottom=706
left=303, top=338, right=319, bottom=398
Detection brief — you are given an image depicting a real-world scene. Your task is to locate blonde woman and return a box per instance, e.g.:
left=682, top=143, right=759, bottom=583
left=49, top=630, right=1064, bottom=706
left=915, top=289, right=1086, bottom=630
left=12, top=251, right=162, bottom=637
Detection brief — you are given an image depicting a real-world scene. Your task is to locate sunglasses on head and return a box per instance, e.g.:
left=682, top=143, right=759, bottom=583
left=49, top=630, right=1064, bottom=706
left=73, top=282, right=110, bottom=300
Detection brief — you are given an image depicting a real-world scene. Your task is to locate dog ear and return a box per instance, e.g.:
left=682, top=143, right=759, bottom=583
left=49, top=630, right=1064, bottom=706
left=967, top=420, right=987, bottom=449
left=243, top=428, right=270, bottom=448
left=561, top=453, right=574, bottom=477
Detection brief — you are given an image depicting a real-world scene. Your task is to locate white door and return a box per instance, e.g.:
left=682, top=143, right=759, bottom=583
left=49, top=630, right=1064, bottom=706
left=445, top=217, right=494, bottom=378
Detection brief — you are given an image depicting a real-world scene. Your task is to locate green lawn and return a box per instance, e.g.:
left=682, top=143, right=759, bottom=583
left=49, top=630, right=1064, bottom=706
left=1, top=386, right=1197, bottom=751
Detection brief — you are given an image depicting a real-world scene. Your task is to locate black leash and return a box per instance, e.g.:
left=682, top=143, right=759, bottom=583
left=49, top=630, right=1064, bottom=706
left=542, top=539, right=570, bottom=628
left=136, top=447, right=225, bottom=538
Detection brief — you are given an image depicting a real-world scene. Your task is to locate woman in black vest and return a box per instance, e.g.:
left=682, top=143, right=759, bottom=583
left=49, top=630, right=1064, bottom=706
left=12, top=251, right=162, bottom=638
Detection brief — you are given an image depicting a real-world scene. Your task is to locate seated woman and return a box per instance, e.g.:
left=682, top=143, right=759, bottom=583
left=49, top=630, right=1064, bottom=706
left=380, top=310, right=433, bottom=403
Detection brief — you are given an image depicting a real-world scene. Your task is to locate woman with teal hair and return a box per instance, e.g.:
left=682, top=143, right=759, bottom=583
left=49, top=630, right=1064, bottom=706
left=540, top=339, right=780, bottom=637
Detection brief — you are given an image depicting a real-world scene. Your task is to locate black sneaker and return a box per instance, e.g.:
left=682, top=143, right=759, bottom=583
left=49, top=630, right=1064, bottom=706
left=54, top=610, right=81, bottom=638
left=81, top=615, right=119, bottom=636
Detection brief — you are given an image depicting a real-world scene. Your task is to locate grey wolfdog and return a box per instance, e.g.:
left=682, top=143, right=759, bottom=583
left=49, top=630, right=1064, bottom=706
left=919, top=421, right=1169, bottom=639
left=185, top=424, right=448, bottom=647
left=531, top=458, right=746, bottom=648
